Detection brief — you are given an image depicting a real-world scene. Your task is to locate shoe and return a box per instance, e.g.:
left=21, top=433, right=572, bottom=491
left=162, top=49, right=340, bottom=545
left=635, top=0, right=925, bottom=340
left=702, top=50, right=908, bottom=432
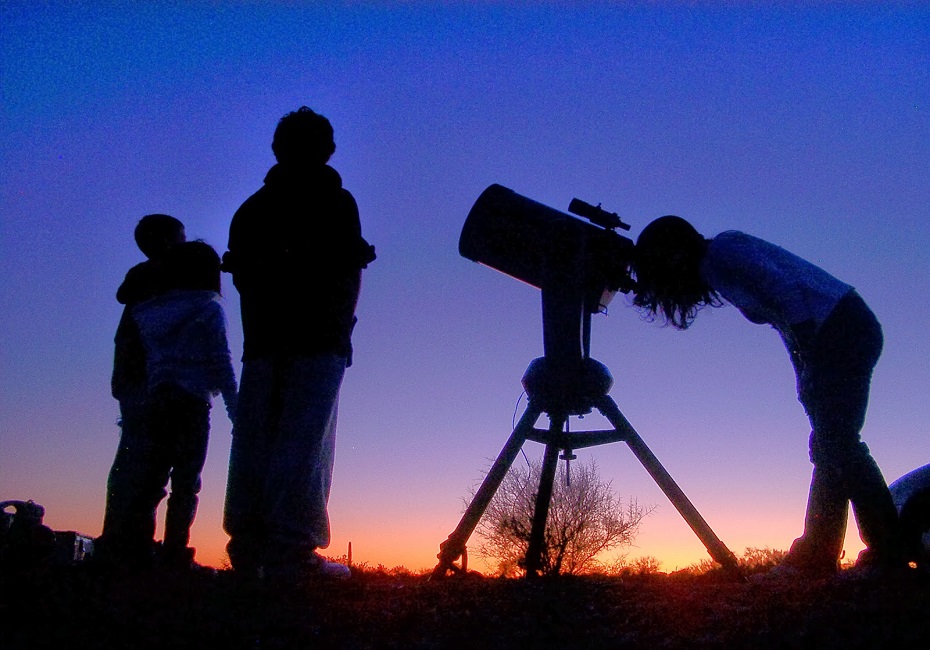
left=90, top=537, right=156, bottom=573
left=312, top=553, right=351, bottom=579
left=748, top=564, right=800, bottom=584
left=300, top=551, right=351, bottom=579
left=158, top=544, right=194, bottom=567
left=157, top=545, right=217, bottom=577
left=226, top=565, right=265, bottom=584
left=264, top=551, right=351, bottom=582
left=749, top=558, right=837, bottom=584
left=837, top=548, right=911, bottom=582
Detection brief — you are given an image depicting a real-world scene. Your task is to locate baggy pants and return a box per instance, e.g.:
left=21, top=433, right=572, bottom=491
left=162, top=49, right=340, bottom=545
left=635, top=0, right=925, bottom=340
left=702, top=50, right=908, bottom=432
left=223, top=354, right=346, bottom=573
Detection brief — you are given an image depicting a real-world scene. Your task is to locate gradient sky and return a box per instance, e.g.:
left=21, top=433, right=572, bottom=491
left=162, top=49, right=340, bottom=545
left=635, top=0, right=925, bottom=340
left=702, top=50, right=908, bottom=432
left=2, top=2, right=928, bottom=572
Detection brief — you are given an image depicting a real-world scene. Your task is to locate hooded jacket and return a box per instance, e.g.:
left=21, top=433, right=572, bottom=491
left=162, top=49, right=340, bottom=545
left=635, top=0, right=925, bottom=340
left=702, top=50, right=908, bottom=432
left=223, top=163, right=375, bottom=362
left=132, top=290, right=237, bottom=411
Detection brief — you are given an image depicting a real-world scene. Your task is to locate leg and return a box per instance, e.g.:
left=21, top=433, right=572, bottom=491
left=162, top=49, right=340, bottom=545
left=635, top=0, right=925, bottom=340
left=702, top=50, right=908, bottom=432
left=846, top=442, right=901, bottom=563
left=785, top=457, right=849, bottom=573
left=99, top=396, right=162, bottom=565
left=596, top=395, right=741, bottom=575
left=160, top=385, right=211, bottom=553
left=793, top=293, right=901, bottom=569
left=261, top=355, right=346, bottom=574
left=432, top=402, right=542, bottom=577
left=129, top=386, right=185, bottom=556
left=524, top=438, right=561, bottom=576
left=101, top=398, right=144, bottom=542
left=223, top=359, right=276, bottom=572
left=797, top=432, right=900, bottom=569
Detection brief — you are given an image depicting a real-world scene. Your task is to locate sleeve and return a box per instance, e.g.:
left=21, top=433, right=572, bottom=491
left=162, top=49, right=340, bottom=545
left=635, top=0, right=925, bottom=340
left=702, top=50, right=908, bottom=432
left=222, top=203, right=247, bottom=278
left=200, top=302, right=239, bottom=418
left=223, top=192, right=266, bottom=286
left=336, top=189, right=376, bottom=270
left=215, top=315, right=239, bottom=419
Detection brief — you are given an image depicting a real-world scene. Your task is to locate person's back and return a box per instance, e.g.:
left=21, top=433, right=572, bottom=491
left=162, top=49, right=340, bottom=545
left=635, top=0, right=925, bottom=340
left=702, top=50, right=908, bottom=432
left=132, top=240, right=237, bottom=413
left=223, top=107, right=374, bottom=580
left=224, top=150, right=375, bottom=362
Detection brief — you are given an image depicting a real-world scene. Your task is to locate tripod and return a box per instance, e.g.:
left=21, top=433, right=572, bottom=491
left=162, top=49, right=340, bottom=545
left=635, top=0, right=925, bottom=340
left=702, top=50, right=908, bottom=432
left=431, top=293, right=742, bottom=578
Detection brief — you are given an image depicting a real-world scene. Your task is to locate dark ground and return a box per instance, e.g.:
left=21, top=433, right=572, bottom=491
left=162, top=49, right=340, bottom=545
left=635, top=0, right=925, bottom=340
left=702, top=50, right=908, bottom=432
left=2, top=564, right=928, bottom=649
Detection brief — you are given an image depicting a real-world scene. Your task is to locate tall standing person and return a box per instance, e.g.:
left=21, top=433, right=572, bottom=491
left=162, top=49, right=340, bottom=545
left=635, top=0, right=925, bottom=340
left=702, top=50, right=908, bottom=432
left=222, top=107, right=376, bottom=580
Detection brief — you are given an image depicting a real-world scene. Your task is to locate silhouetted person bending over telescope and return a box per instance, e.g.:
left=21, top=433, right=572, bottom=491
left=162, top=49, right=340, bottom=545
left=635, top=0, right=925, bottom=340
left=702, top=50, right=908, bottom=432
left=632, top=216, right=904, bottom=580
left=222, top=107, right=375, bottom=581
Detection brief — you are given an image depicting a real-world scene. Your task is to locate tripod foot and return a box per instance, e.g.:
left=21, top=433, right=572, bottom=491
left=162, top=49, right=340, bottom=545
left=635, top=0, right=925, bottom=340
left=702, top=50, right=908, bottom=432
left=429, top=541, right=469, bottom=580
left=430, top=562, right=462, bottom=580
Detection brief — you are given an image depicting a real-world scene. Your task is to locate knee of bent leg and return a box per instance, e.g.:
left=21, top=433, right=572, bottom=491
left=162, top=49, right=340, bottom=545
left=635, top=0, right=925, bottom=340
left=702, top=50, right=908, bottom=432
left=810, top=428, right=872, bottom=467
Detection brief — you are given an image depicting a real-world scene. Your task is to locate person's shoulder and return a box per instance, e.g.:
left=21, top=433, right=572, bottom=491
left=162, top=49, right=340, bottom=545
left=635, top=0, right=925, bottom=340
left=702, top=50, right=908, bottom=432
left=703, top=231, right=778, bottom=277
left=122, top=260, right=153, bottom=281
left=233, top=170, right=278, bottom=213
left=126, top=259, right=150, bottom=273
left=321, top=163, right=343, bottom=185
left=233, top=184, right=271, bottom=215
left=712, top=230, right=754, bottom=244
left=709, top=230, right=774, bottom=255
left=229, top=183, right=274, bottom=247
left=117, top=261, right=155, bottom=304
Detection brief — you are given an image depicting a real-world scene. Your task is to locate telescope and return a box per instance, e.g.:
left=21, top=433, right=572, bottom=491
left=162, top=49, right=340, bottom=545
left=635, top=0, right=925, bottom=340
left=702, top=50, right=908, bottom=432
left=432, top=184, right=741, bottom=580
left=460, top=184, right=634, bottom=403
left=460, top=184, right=634, bottom=309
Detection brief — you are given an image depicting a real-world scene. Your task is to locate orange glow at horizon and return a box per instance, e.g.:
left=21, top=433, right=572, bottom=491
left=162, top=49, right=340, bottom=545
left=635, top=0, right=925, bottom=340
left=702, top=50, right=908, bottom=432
left=28, top=415, right=871, bottom=575
left=41, top=500, right=867, bottom=574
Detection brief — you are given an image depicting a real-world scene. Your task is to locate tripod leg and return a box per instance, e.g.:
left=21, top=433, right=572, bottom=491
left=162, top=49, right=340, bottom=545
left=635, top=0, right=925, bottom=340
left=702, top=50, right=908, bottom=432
left=431, top=403, right=543, bottom=579
left=524, top=435, right=563, bottom=576
left=595, top=395, right=742, bottom=577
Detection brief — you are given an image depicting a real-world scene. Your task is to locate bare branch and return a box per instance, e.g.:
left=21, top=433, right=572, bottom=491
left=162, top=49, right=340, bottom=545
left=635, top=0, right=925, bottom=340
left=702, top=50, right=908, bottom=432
left=471, top=458, right=653, bottom=576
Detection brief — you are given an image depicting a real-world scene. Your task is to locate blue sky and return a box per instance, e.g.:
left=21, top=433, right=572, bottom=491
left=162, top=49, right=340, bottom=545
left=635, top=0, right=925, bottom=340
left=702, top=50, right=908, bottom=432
left=2, top=1, right=928, bottom=570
